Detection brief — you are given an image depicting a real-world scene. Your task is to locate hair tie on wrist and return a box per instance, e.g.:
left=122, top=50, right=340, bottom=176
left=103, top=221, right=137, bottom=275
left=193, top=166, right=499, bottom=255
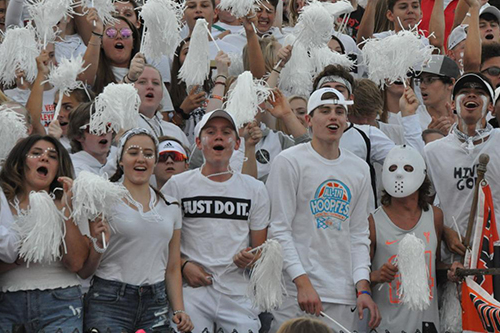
left=92, top=31, right=103, bottom=38
left=357, top=290, right=371, bottom=297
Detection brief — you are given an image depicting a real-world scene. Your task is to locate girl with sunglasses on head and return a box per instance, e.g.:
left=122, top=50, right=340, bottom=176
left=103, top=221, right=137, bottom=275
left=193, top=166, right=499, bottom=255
left=81, top=128, right=193, bottom=333
left=0, top=135, right=89, bottom=332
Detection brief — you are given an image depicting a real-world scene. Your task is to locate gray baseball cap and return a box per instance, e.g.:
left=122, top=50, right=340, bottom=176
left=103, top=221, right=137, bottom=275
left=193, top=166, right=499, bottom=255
left=419, top=55, right=460, bottom=79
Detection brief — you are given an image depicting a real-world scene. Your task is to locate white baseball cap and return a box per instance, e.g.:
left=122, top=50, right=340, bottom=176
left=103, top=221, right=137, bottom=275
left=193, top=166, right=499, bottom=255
left=447, top=25, right=468, bottom=50
left=194, top=109, right=239, bottom=138
left=307, top=88, right=354, bottom=115
left=158, top=140, right=188, bottom=158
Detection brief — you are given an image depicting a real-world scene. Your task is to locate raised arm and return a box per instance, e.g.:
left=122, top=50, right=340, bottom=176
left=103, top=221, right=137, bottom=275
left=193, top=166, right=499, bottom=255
left=428, top=0, right=445, bottom=53
left=357, top=0, right=379, bottom=46
left=463, top=0, right=481, bottom=72
left=78, top=8, right=104, bottom=87
left=242, top=13, right=266, bottom=79
left=26, top=50, right=50, bottom=136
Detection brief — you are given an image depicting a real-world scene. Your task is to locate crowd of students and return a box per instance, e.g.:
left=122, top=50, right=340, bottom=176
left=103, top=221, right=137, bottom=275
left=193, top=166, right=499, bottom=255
left=1, top=0, right=500, bottom=332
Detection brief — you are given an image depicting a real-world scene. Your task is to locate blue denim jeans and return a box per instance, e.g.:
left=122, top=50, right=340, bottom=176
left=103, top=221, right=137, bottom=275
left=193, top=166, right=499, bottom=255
left=0, top=286, right=83, bottom=333
left=84, top=276, right=170, bottom=333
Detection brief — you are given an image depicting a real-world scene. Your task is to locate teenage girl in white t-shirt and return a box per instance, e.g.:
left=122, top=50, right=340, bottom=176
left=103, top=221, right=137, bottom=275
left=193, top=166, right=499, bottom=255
left=81, top=128, right=193, bottom=333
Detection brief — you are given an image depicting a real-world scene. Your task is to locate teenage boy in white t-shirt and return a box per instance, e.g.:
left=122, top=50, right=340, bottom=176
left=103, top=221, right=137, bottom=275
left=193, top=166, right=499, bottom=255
left=267, top=88, right=381, bottom=332
left=163, top=109, right=270, bottom=332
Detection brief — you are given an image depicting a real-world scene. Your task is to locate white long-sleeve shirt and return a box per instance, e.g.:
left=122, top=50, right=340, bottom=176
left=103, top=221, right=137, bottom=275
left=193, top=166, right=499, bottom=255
left=267, top=142, right=371, bottom=305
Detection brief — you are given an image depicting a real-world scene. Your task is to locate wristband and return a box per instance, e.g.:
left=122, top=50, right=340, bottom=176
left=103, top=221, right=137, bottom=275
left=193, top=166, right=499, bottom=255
left=181, top=260, right=190, bottom=275
left=214, top=81, right=226, bottom=87
left=92, top=31, right=103, bottom=38
left=272, top=68, right=281, bottom=74
left=175, top=107, right=191, bottom=120
left=125, top=73, right=137, bottom=83
left=215, top=74, right=227, bottom=81
left=357, top=290, right=371, bottom=297
left=211, top=94, right=223, bottom=101
left=173, top=310, right=186, bottom=315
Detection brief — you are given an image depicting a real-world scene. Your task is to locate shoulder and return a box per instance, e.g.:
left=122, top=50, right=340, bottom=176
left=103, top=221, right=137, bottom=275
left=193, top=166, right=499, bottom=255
left=340, top=148, right=371, bottom=173
left=169, top=169, right=198, bottom=184
left=424, top=135, right=453, bottom=154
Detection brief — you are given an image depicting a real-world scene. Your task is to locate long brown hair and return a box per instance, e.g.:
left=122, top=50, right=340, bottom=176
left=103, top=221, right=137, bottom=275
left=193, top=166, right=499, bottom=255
left=94, top=16, right=141, bottom=94
left=0, top=135, right=74, bottom=201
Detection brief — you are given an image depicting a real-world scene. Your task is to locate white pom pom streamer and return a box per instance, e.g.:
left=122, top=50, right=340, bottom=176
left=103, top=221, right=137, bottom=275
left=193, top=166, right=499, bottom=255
left=397, top=233, right=431, bottom=311
left=27, top=0, right=80, bottom=48
left=0, top=24, right=39, bottom=86
left=247, top=239, right=286, bottom=312
left=178, top=18, right=211, bottom=87
left=217, top=0, right=263, bottom=19
left=14, top=191, right=67, bottom=266
left=323, top=0, right=354, bottom=19
left=357, top=0, right=368, bottom=8
left=293, top=0, right=335, bottom=49
left=361, top=28, right=435, bottom=87
left=44, top=55, right=89, bottom=120
left=228, top=52, right=245, bottom=77
left=87, top=0, right=117, bottom=26
left=140, top=0, right=184, bottom=61
left=439, top=281, right=462, bottom=333
left=279, top=42, right=314, bottom=96
left=310, top=46, right=355, bottom=76
left=224, top=71, right=273, bottom=128
left=91, top=83, right=140, bottom=135
left=0, top=106, right=28, bottom=162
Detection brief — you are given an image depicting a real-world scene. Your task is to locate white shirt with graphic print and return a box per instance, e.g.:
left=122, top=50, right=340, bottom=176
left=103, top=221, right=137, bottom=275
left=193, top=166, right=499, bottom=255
left=162, top=170, right=270, bottom=296
left=267, top=142, right=371, bottom=305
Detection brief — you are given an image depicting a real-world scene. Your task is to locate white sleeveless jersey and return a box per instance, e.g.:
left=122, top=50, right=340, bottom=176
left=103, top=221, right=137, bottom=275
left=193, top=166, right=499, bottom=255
left=371, top=206, right=439, bottom=333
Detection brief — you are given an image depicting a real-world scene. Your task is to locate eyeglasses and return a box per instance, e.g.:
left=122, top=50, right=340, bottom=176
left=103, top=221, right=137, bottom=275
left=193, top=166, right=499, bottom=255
left=481, top=66, right=500, bottom=77
left=159, top=151, right=187, bottom=163
left=414, top=76, right=442, bottom=85
left=105, top=27, right=132, bottom=39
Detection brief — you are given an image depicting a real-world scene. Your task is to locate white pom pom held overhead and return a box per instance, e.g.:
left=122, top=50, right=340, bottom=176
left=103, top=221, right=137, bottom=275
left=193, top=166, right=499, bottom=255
left=247, top=239, right=286, bottom=312
left=139, top=0, right=184, bottom=61
left=90, top=83, right=140, bottom=135
left=44, top=55, right=89, bottom=120
left=0, top=106, right=29, bottom=162
left=86, top=0, right=117, bottom=26
left=397, top=233, right=431, bottom=311
left=293, top=0, right=336, bottom=50
left=224, top=71, right=273, bottom=128
left=217, top=0, right=263, bottom=19
left=14, top=191, right=67, bottom=266
left=178, top=18, right=211, bottom=87
left=0, top=24, right=39, bottom=87
left=279, top=42, right=314, bottom=96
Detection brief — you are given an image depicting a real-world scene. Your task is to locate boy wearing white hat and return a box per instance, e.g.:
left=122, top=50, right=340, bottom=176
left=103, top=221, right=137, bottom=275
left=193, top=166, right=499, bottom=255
left=267, top=88, right=381, bottom=332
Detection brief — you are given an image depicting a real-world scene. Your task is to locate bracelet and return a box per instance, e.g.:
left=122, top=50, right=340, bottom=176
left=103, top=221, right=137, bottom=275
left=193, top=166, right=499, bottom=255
left=125, top=73, right=137, bottom=83
left=92, top=31, right=103, bottom=38
left=211, top=94, right=223, bottom=101
left=215, top=74, right=227, bottom=81
left=89, top=236, right=106, bottom=254
left=357, top=290, right=371, bottom=297
left=272, top=68, right=281, bottom=74
left=181, top=260, right=190, bottom=275
left=175, top=107, right=191, bottom=120
left=214, top=81, right=226, bottom=87
left=173, top=310, right=186, bottom=316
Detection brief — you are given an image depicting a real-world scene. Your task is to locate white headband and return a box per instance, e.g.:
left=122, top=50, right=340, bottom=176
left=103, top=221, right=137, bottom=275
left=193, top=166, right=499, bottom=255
left=317, top=75, right=353, bottom=95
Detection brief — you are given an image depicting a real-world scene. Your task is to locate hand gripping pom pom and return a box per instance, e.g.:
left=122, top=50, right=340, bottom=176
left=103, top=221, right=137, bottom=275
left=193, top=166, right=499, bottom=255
left=279, top=41, right=314, bottom=96
left=224, top=71, right=273, bottom=128
left=178, top=19, right=211, bottom=87
left=0, top=106, right=28, bottom=162
left=139, top=0, right=184, bottom=61
left=14, top=191, right=67, bottom=266
left=217, top=0, right=264, bottom=19
left=71, top=171, right=129, bottom=223
left=247, top=239, right=286, bottom=311
left=44, top=55, right=89, bottom=120
left=397, top=233, right=431, bottom=311
left=361, top=27, right=435, bottom=87
left=87, top=0, right=117, bottom=26
left=0, top=24, right=39, bottom=86
left=90, top=83, right=140, bottom=135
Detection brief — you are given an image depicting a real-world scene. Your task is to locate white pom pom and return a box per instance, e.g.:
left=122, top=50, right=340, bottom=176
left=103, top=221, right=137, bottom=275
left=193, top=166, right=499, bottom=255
left=0, top=106, right=28, bottom=161
left=439, top=281, right=462, bottom=333
left=322, top=0, right=355, bottom=18
left=228, top=52, right=245, bottom=77
left=14, top=191, right=67, bottom=266
left=87, top=0, right=117, bottom=26
left=0, top=24, right=39, bottom=86
left=44, top=55, right=88, bottom=119
left=294, top=0, right=335, bottom=49
left=279, top=42, right=314, bottom=96
left=397, top=233, right=431, bottom=311
left=178, top=18, right=211, bottom=87
left=247, top=239, right=286, bottom=311
left=310, top=46, right=355, bottom=76
left=140, top=0, right=184, bottom=61
left=361, top=28, right=435, bottom=87
left=217, top=0, right=263, bottom=19
left=224, top=71, right=273, bottom=128
left=357, top=0, right=368, bottom=8
left=91, top=83, right=140, bottom=135
left=71, top=171, right=128, bottom=222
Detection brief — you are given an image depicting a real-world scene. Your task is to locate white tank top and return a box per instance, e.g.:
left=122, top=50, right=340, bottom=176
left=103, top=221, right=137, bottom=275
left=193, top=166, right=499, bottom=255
left=371, top=206, right=439, bottom=333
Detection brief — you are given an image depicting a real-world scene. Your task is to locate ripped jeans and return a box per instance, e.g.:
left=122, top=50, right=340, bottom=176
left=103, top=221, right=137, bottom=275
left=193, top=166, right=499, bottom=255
left=0, top=286, right=83, bottom=333
left=84, top=276, right=170, bottom=333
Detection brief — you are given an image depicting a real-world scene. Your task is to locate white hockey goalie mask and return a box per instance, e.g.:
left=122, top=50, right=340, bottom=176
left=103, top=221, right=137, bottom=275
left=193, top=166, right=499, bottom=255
left=382, top=145, right=427, bottom=198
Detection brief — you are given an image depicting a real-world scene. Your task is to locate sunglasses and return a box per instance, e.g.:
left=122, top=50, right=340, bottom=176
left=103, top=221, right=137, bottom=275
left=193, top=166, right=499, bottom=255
left=481, top=66, right=500, bottom=77
left=159, top=151, right=187, bottom=163
left=105, top=27, right=132, bottom=39
left=414, top=76, right=442, bottom=85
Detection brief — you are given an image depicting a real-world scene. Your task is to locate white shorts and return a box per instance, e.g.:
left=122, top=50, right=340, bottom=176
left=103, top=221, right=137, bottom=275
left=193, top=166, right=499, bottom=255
left=174, top=285, right=261, bottom=333
left=269, top=295, right=357, bottom=333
